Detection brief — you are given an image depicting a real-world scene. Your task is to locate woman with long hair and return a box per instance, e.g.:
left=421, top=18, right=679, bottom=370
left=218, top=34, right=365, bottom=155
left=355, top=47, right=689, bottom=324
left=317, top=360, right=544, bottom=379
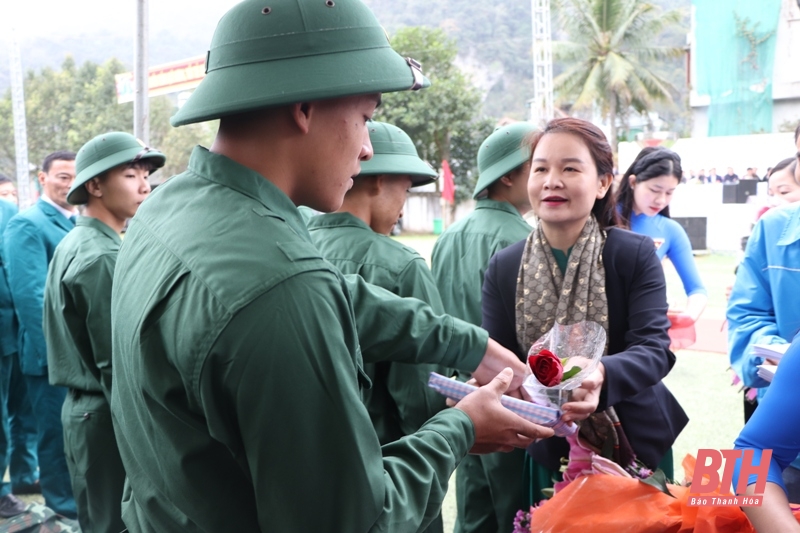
left=481, top=117, right=688, bottom=505
left=616, top=147, right=707, bottom=326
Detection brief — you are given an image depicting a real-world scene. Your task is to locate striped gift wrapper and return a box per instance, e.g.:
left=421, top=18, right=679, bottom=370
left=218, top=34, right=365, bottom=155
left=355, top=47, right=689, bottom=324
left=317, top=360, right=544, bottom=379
left=427, top=372, right=576, bottom=437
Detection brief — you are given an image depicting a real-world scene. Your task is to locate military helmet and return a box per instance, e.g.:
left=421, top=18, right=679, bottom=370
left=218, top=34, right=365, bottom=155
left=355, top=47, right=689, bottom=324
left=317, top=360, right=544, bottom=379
left=171, top=0, right=430, bottom=127
left=472, top=122, right=538, bottom=199
left=69, top=132, right=166, bottom=205
left=358, top=122, right=437, bottom=187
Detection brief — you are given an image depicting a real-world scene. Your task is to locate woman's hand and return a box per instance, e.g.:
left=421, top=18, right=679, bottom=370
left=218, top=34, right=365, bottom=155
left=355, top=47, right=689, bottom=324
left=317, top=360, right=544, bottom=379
left=561, top=362, right=605, bottom=423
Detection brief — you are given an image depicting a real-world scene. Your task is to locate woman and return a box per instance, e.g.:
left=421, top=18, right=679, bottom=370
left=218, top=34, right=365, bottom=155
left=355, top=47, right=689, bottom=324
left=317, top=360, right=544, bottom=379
left=768, top=157, right=800, bottom=204
left=616, top=147, right=707, bottom=326
left=481, top=118, right=688, bottom=500
left=733, top=332, right=800, bottom=532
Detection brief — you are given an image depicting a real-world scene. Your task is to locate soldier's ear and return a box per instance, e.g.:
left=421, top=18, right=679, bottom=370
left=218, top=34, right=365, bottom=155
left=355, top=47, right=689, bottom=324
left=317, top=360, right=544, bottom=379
left=290, top=102, right=313, bottom=135
left=85, top=178, right=103, bottom=198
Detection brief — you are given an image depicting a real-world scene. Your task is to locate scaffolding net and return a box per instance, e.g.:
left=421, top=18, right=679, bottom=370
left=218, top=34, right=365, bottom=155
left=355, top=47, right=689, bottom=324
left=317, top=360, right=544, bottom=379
left=693, top=0, right=781, bottom=136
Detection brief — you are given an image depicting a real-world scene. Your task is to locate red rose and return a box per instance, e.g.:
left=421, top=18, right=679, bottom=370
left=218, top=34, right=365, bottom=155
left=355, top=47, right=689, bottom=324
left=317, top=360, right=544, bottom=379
left=527, top=349, right=563, bottom=387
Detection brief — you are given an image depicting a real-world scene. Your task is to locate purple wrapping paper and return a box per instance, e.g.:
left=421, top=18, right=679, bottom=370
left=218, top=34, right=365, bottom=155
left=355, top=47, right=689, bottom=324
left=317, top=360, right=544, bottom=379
left=427, top=372, right=577, bottom=437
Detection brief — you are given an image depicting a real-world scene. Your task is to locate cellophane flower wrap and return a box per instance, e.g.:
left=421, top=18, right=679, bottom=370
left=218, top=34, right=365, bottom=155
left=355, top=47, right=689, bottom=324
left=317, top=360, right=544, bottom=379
left=522, top=321, right=606, bottom=409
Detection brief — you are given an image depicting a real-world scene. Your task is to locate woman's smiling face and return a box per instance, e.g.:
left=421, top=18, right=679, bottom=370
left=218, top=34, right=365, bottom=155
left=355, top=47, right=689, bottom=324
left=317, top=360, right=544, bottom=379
left=528, top=132, right=610, bottom=230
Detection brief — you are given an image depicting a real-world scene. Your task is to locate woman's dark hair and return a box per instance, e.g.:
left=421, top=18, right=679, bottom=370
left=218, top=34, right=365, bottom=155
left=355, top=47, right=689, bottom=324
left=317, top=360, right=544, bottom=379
left=616, top=147, right=682, bottom=229
left=526, top=117, right=618, bottom=228
left=767, top=157, right=797, bottom=181
left=0, top=174, right=12, bottom=185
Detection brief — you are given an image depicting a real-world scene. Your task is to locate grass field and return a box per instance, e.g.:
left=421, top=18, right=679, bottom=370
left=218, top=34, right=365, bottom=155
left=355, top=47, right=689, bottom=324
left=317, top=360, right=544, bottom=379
left=395, top=233, right=744, bottom=532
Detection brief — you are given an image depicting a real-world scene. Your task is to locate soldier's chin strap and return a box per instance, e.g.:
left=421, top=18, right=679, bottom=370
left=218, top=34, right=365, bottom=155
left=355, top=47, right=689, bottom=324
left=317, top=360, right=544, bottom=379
left=406, top=58, right=424, bottom=91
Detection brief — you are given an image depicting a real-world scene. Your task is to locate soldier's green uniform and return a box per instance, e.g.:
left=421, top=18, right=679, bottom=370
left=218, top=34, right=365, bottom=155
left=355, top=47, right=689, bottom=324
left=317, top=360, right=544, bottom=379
left=43, top=132, right=165, bottom=533
left=113, top=147, right=487, bottom=532
left=310, top=212, right=448, bottom=442
left=431, top=122, right=536, bottom=533
left=110, top=2, right=497, bottom=532
left=308, top=121, right=447, bottom=532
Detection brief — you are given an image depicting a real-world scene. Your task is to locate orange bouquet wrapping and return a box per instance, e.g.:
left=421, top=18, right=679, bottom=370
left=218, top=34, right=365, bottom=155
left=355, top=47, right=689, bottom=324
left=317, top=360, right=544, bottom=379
left=526, top=454, right=800, bottom=532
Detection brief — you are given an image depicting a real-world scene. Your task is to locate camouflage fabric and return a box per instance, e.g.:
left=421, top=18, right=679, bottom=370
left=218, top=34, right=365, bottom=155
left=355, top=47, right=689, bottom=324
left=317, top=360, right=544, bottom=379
left=0, top=503, right=81, bottom=533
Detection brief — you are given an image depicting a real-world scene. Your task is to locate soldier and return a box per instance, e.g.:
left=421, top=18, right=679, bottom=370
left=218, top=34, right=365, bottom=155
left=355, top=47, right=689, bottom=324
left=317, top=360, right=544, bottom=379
left=109, top=1, right=559, bottom=531
left=308, top=121, right=447, bottom=532
left=431, top=122, right=537, bottom=533
left=43, top=132, right=162, bottom=532
left=4, top=151, right=77, bottom=519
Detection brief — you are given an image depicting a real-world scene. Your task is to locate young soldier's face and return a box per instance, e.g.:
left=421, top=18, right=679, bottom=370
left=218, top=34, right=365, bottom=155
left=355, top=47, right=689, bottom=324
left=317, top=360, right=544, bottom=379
left=304, top=94, right=380, bottom=212
left=95, top=164, right=151, bottom=220
left=39, top=159, right=75, bottom=209
left=0, top=182, right=17, bottom=204
left=372, top=174, right=412, bottom=235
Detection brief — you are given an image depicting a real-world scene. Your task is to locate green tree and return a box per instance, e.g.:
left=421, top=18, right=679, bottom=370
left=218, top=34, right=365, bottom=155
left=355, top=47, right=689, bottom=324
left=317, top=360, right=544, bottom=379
left=0, top=57, right=134, bottom=179
left=552, top=0, right=684, bottom=151
left=375, top=26, right=486, bottom=204
left=0, top=57, right=213, bottom=185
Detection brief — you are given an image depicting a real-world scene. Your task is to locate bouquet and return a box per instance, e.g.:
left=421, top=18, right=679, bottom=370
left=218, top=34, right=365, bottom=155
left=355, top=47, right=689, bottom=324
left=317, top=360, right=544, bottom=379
left=523, top=321, right=606, bottom=409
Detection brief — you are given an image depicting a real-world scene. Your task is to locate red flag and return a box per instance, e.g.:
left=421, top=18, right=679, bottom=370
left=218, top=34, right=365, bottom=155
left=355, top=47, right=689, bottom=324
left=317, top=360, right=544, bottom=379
left=441, top=160, right=455, bottom=204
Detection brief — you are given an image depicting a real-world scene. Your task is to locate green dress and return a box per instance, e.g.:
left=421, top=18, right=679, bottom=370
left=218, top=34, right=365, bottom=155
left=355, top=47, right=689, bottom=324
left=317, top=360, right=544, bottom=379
left=111, top=147, right=490, bottom=533
left=44, top=216, right=126, bottom=533
left=431, top=199, right=532, bottom=533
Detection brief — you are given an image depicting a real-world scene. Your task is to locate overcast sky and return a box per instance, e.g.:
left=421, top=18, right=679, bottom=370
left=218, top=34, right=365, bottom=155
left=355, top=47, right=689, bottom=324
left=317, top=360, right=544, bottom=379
left=3, top=1, right=241, bottom=44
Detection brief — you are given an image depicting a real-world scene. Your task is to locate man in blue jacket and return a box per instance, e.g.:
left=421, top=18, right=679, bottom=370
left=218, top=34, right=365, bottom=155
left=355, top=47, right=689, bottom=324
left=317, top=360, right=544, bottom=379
left=0, top=177, right=39, bottom=517
left=3, top=152, right=77, bottom=518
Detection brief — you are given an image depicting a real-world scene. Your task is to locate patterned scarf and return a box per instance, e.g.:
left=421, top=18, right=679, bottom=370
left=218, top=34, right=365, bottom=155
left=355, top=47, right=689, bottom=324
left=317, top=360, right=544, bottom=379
left=515, top=216, right=636, bottom=468
left=515, top=215, right=608, bottom=348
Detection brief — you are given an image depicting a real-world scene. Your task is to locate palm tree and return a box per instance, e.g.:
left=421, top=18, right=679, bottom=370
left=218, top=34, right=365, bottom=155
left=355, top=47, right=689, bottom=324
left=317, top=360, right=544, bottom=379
left=552, top=0, right=685, bottom=152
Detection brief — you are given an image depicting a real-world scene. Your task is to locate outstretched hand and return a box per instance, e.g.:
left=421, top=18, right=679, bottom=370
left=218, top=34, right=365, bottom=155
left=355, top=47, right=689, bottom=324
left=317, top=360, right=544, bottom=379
left=561, top=363, right=604, bottom=423
left=455, top=368, right=554, bottom=454
left=471, top=338, right=529, bottom=395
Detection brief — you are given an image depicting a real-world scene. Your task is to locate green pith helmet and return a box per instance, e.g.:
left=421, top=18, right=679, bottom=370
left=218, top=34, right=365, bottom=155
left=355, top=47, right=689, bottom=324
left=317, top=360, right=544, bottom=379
left=472, top=122, right=538, bottom=199
left=358, top=122, right=437, bottom=186
left=170, top=0, right=430, bottom=127
left=69, top=132, right=166, bottom=205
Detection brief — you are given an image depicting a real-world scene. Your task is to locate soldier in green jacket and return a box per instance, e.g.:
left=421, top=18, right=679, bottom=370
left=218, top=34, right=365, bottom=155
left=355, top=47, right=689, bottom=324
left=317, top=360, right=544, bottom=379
left=308, top=121, right=447, bottom=532
left=43, top=132, right=164, bottom=533
left=109, top=2, right=555, bottom=532
left=431, top=122, right=538, bottom=533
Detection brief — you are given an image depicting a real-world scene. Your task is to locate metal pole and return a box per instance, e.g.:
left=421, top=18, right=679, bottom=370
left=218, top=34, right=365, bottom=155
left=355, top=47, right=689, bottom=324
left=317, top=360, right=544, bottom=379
left=134, top=0, right=150, bottom=144
left=532, top=0, right=554, bottom=126
left=8, top=24, right=32, bottom=209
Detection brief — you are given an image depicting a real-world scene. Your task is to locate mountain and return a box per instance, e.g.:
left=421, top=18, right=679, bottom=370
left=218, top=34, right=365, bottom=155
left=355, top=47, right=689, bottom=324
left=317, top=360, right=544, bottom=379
left=1, top=0, right=690, bottom=123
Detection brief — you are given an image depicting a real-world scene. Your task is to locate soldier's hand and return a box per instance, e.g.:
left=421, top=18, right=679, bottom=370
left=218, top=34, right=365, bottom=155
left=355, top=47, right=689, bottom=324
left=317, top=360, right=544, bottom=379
left=472, top=338, right=528, bottom=394
left=455, top=368, right=553, bottom=454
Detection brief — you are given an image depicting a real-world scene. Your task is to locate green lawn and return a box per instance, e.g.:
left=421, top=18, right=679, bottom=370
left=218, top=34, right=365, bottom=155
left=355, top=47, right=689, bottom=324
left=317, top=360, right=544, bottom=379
left=395, top=233, right=744, bottom=532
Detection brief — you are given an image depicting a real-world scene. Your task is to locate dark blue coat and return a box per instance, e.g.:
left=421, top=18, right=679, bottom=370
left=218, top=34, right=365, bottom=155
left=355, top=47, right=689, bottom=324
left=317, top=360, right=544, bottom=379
left=3, top=199, right=74, bottom=376
left=482, top=227, right=689, bottom=470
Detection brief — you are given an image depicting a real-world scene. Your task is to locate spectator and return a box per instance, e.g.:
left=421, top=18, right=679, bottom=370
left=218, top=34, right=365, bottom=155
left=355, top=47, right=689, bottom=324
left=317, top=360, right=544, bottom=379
left=709, top=167, right=722, bottom=183
left=724, top=167, right=740, bottom=183
left=3, top=151, right=77, bottom=518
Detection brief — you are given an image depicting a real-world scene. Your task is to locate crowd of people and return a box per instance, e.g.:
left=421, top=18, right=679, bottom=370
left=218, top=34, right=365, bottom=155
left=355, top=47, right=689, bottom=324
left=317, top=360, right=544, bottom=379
left=0, top=1, right=799, bottom=532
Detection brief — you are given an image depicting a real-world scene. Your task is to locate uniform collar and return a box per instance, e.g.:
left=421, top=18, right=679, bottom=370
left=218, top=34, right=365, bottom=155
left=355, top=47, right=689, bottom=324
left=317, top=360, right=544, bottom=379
left=187, top=146, right=310, bottom=239
left=778, top=203, right=800, bottom=246
left=475, top=198, right=525, bottom=219
left=76, top=216, right=122, bottom=245
left=307, top=211, right=372, bottom=231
